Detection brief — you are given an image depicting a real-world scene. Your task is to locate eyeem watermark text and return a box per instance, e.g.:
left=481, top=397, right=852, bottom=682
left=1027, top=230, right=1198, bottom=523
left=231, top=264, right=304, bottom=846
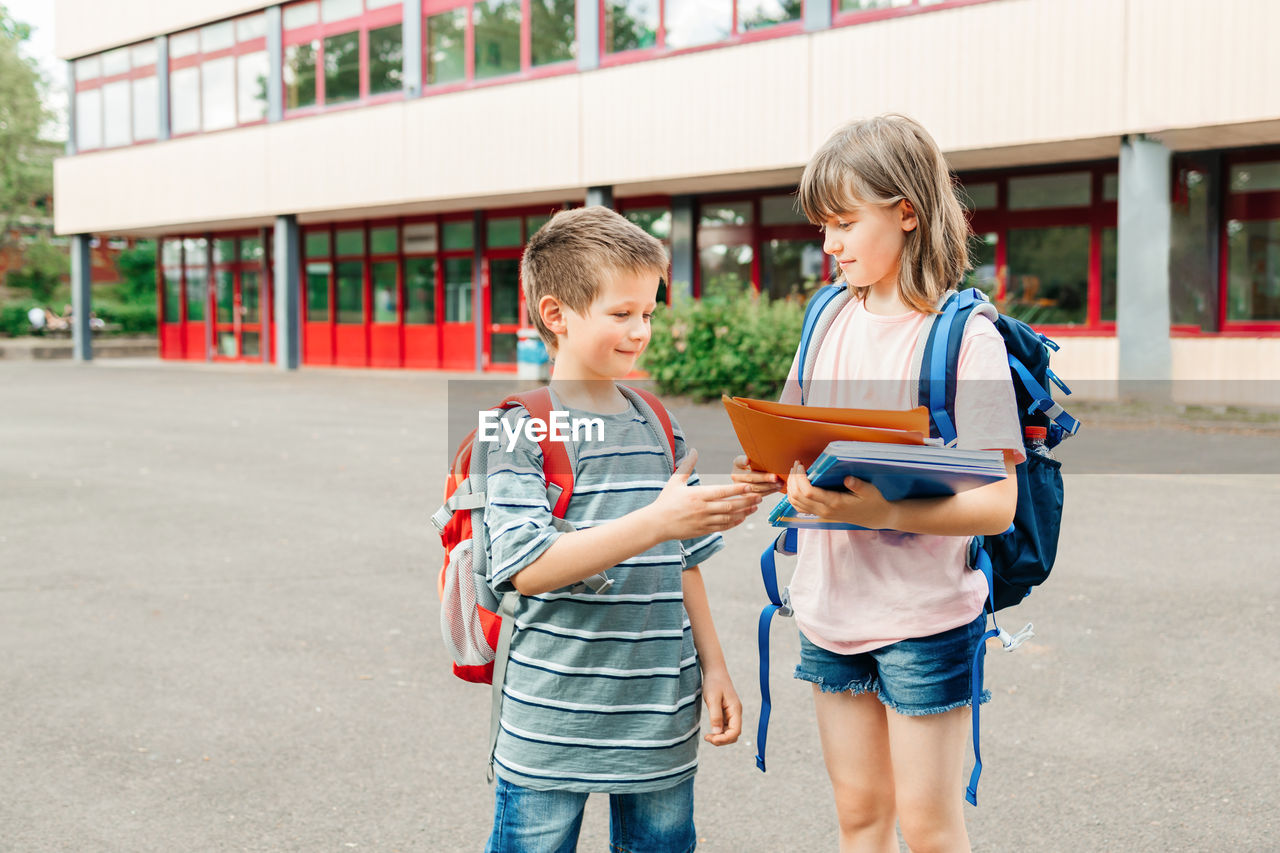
left=478, top=410, right=605, bottom=451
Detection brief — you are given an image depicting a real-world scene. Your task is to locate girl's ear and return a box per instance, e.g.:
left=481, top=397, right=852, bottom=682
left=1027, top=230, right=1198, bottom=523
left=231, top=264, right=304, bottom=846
left=899, top=199, right=919, bottom=233
left=539, top=295, right=568, bottom=336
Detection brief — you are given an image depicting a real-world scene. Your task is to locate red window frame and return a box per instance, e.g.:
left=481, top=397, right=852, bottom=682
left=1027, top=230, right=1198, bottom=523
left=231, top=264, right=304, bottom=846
left=422, top=0, right=579, bottom=95
left=73, top=43, right=158, bottom=152
left=168, top=13, right=270, bottom=139
left=282, top=0, right=406, bottom=117
left=1218, top=149, right=1280, bottom=334
left=598, top=0, right=805, bottom=69
left=831, top=0, right=1002, bottom=28
left=959, top=162, right=1117, bottom=336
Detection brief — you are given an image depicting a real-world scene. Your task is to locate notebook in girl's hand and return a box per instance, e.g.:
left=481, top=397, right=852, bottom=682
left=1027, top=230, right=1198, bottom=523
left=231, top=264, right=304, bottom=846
left=769, top=441, right=1007, bottom=530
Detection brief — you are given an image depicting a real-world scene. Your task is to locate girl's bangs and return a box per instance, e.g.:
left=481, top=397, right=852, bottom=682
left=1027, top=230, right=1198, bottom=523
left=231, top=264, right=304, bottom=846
left=799, top=156, right=878, bottom=224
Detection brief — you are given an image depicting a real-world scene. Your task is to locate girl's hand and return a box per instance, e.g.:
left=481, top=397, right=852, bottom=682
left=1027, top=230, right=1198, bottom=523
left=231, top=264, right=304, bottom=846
left=731, top=454, right=783, bottom=495
left=700, top=666, right=742, bottom=746
left=786, top=461, right=897, bottom=530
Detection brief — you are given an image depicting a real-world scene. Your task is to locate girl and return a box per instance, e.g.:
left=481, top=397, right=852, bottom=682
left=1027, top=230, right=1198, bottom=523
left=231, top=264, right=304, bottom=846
left=732, top=115, right=1024, bottom=853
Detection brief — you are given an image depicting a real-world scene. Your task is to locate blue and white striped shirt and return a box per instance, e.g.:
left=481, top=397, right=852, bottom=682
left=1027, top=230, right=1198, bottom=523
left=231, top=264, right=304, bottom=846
left=484, top=398, right=722, bottom=793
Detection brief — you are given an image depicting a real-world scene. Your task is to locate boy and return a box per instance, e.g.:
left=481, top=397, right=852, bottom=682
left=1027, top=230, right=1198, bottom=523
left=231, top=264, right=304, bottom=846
left=481, top=206, right=760, bottom=852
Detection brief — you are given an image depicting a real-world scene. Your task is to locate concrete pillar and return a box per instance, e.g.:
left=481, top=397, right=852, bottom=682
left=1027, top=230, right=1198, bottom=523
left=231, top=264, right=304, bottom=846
left=670, top=195, right=695, bottom=302
left=266, top=7, right=283, bottom=122
left=274, top=215, right=301, bottom=370
left=156, top=36, right=170, bottom=140
left=586, top=185, right=613, bottom=208
left=1117, top=135, right=1173, bottom=384
left=577, top=0, right=600, bottom=71
left=402, top=0, right=423, bottom=98
left=70, top=235, right=93, bottom=362
left=805, top=0, right=833, bottom=31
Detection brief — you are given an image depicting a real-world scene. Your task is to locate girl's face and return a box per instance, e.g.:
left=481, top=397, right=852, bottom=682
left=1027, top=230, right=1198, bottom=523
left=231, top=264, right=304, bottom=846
left=819, top=200, right=917, bottom=292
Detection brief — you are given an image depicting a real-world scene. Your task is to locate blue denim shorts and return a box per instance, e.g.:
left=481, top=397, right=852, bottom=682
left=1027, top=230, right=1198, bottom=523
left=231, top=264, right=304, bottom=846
left=794, top=613, right=991, bottom=716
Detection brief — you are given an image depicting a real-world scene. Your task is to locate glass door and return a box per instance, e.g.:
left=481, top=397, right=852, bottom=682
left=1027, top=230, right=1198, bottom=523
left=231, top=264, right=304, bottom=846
left=485, top=253, right=522, bottom=368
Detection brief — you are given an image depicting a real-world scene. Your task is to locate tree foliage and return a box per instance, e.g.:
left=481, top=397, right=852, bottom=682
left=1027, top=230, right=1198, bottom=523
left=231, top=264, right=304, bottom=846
left=0, top=4, right=54, bottom=254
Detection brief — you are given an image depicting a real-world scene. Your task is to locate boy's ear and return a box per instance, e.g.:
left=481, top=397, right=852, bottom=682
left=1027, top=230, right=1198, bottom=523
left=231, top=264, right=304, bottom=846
left=899, top=199, right=919, bottom=233
left=539, top=295, right=568, bottom=336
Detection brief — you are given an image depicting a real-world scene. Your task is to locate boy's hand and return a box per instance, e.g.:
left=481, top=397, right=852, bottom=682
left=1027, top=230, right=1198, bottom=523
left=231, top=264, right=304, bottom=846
left=651, top=449, right=761, bottom=540
left=731, top=454, right=783, bottom=495
left=786, top=461, right=896, bottom=530
left=701, top=667, right=742, bottom=746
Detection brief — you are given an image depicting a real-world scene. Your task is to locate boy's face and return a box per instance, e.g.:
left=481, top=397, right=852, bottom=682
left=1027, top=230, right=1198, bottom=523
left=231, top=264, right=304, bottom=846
left=552, top=269, right=660, bottom=382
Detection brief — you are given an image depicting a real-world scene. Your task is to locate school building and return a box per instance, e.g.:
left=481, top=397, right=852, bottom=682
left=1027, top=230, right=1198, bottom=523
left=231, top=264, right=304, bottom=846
left=52, top=0, right=1280, bottom=400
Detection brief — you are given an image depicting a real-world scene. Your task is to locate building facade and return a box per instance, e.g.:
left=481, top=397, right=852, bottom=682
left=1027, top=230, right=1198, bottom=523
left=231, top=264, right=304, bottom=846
left=53, top=0, right=1280, bottom=396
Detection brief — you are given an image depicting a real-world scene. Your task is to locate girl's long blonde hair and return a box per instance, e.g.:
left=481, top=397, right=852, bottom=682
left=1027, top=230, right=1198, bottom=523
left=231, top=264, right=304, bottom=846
left=798, top=114, right=970, bottom=313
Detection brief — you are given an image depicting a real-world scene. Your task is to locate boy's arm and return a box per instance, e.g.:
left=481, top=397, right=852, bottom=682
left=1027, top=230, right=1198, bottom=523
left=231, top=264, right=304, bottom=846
left=682, top=565, right=741, bottom=746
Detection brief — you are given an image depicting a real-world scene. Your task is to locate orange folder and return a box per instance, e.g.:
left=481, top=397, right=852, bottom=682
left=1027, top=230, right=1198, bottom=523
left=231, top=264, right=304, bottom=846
left=722, top=396, right=929, bottom=479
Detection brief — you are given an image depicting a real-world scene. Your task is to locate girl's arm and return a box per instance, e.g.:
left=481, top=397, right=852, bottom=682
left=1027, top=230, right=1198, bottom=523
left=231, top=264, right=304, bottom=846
left=785, top=450, right=1019, bottom=537
left=682, top=565, right=741, bottom=746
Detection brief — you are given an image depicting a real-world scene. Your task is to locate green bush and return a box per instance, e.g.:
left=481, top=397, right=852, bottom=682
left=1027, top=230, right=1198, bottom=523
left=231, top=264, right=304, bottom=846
left=0, top=300, right=38, bottom=337
left=94, top=300, right=157, bottom=334
left=641, top=284, right=805, bottom=402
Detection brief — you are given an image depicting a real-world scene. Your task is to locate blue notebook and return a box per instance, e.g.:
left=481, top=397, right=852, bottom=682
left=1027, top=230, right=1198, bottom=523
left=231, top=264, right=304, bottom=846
left=769, top=441, right=1007, bottom=530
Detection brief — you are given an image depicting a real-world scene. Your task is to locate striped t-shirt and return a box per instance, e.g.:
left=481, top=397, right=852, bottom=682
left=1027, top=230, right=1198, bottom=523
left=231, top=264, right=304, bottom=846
left=483, top=398, right=723, bottom=793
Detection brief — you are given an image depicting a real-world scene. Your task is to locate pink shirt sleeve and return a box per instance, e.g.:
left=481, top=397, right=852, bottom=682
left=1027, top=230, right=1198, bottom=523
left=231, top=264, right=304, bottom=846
left=954, top=315, right=1027, bottom=463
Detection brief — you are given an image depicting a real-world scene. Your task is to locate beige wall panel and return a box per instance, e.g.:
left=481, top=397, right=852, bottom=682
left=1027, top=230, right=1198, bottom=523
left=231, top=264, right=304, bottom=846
left=580, top=38, right=811, bottom=185
left=57, top=0, right=268, bottom=58
left=809, top=0, right=1126, bottom=155
left=55, top=130, right=271, bottom=234
left=1127, top=0, right=1280, bottom=136
left=1048, top=337, right=1119, bottom=399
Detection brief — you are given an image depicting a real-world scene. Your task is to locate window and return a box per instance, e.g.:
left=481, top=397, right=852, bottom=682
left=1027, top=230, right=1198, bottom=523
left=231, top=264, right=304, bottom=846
left=169, top=13, right=270, bottom=136
left=603, top=0, right=800, bottom=57
left=424, top=0, right=576, bottom=90
left=73, top=41, right=157, bottom=151
left=161, top=239, right=183, bottom=322
left=1224, top=158, right=1280, bottom=325
left=283, top=0, right=405, bottom=112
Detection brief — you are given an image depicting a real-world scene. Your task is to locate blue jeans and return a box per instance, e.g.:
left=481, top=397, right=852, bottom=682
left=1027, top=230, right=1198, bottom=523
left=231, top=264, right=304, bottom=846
left=485, top=776, right=696, bottom=853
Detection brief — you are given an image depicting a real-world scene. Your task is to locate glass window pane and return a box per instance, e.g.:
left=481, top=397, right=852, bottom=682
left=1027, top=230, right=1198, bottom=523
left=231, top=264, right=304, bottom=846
left=604, top=0, right=658, bottom=53
left=526, top=213, right=551, bottom=236
left=700, top=201, right=752, bottom=227
left=284, top=41, right=319, bottom=109
left=664, top=0, right=732, bottom=49
left=336, top=261, right=364, bottom=323
left=131, top=42, right=158, bottom=68
left=162, top=239, right=183, bottom=268
left=964, top=232, right=999, bottom=298
left=760, top=194, right=805, bottom=225
left=474, top=0, right=522, bottom=80
left=1229, top=162, right=1280, bottom=194
left=739, top=0, right=801, bottom=31
left=426, top=9, right=467, bottom=86
left=444, top=257, right=473, bottom=322
left=201, top=56, right=236, bottom=131
left=170, top=67, right=201, bottom=134
left=405, top=257, right=436, bottom=324
left=1103, top=173, right=1118, bottom=202
left=838, top=0, right=913, bottom=10
left=336, top=228, right=365, bottom=256
left=242, top=331, right=261, bottom=357
left=373, top=261, right=398, bottom=323
left=284, top=1, right=320, bottom=29
left=960, top=181, right=998, bottom=210
left=184, top=238, right=209, bottom=266
left=306, top=261, right=331, bottom=321
left=369, top=24, right=404, bottom=95
left=1100, top=227, right=1117, bottom=323
left=236, top=13, right=267, bottom=42
left=624, top=207, right=671, bottom=240
left=164, top=269, right=182, bottom=322
left=237, top=51, right=270, bottom=123
left=404, top=222, right=439, bottom=254
left=322, top=0, right=363, bottom=23
left=1004, top=226, right=1089, bottom=325
left=75, top=56, right=101, bottom=81
left=1170, top=165, right=1215, bottom=328
left=490, top=258, right=521, bottom=325
left=305, top=231, right=331, bottom=257
left=699, top=243, right=754, bottom=299
left=371, top=227, right=398, bottom=254
left=242, top=270, right=261, bottom=323
left=131, top=75, right=158, bottom=140
left=186, top=268, right=208, bottom=322
left=102, top=48, right=131, bottom=76
left=762, top=239, right=824, bottom=301
left=102, top=80, right=131, bottom=147
left=323, top=31, right=361, bottom=104
left=75, top=89, right=102, bottom=149
left=443, top=220, right=474, bottom=251
left=1226, top=219, right=1280, bottom=321
left=531, top=0, right=575, bottom=67
left=169, top=32, right=200, bottom=58
left=216, top=270, right=236, bottom=323
left=241, top=238, right=264, bottom=262
left=213, top=239, right=237, bottom=264
left=1007, top=172, right=1091, bottom=210
left=201, top=22, right=236, bottom=53
left=491, top=332, right=517, bottom=364
left=486, top=217, right=522, bottom=248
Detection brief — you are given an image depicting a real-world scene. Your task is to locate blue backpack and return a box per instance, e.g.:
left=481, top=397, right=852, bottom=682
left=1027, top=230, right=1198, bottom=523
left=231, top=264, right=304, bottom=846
left=754, top=285, right=1081, bottom=805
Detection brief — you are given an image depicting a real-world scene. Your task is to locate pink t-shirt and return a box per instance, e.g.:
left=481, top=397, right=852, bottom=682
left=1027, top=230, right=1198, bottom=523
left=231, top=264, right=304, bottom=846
left=779, top=298, right=1025, bottom=655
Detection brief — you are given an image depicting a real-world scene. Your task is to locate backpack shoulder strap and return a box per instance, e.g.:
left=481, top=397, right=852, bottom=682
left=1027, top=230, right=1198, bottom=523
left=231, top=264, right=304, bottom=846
left=914, top=287, right=996, bottom=445
left=797, top=284, right=850, bottom=405
left=503, top=387, right=574, bottom=518
left=618, top=384, right=677, bottom=472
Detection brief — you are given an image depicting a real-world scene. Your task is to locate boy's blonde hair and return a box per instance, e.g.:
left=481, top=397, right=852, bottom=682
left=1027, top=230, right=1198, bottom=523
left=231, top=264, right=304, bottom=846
left=798, top=114, right=970, bottom=313
left=521, top=206, right=668, bottom=350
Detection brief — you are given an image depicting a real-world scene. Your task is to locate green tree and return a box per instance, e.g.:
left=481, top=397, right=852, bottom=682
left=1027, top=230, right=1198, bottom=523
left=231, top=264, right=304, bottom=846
left=6, top=236, right=66, bottom=303
left=115, top=240, right=157, bottom=304
left=0, top=4, right=55, bottom=256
